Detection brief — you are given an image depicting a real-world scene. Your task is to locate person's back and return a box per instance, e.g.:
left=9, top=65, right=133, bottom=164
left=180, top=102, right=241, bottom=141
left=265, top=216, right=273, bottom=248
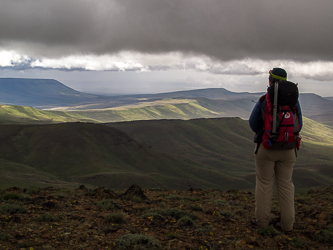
left=249, top=68, right=303, bottom=233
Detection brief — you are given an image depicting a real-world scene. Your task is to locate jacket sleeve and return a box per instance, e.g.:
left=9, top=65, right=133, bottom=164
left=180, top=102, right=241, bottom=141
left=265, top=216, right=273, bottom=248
left=249, top=100, right=264, bottom=133
left=296, top=101, right=303, bottom=132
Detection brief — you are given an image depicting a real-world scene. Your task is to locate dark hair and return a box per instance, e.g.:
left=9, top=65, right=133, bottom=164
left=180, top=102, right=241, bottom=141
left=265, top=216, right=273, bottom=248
left=269, top=75, right=279, bottom=83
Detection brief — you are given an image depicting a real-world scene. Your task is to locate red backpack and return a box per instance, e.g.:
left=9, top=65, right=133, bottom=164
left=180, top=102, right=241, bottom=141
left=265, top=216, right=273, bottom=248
left=261, top=81, right=301, bottom=150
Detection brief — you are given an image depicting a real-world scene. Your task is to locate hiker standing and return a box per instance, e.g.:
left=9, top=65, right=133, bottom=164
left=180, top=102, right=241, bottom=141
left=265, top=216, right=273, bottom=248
left=249, top=68, right=303, bottom=233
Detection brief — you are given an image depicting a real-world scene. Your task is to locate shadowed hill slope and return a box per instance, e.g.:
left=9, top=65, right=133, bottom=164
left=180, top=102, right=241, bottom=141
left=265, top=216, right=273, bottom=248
left=0, top=121, right=253, bottom=190
left=109, top=117, right=333, bottom=191
left=0, top=159, right=76, bottom=188
left=0, top=118, right=332, bottom=191
left=108, top=118, right=254, bottom=172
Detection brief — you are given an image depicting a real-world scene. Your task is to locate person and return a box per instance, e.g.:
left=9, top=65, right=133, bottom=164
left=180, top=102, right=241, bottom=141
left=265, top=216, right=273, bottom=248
left=248, top=68, right=303, bottom=233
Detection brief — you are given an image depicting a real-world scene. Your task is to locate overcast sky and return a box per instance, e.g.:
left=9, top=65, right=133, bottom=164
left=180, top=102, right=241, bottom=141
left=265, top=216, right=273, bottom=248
left=1, top=0, right=333, bottom=96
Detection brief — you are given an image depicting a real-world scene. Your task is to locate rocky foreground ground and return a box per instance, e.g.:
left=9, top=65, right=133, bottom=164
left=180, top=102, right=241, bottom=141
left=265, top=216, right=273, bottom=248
left=0, top=184, right=332, bottom=249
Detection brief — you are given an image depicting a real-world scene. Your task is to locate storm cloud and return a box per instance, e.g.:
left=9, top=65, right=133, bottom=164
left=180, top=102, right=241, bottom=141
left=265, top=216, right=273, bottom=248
left=1, top=0, right=332, bottom=62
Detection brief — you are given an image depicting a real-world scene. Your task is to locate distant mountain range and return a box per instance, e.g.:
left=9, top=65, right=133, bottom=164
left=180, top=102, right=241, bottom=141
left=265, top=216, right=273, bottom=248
left=0, top=78, right=109, bottom=109
left=1, top=78, right=333, bottom=125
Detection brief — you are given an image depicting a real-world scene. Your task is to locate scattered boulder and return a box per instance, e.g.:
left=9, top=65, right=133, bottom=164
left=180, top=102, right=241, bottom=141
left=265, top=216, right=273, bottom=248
left=188, top=188, right=203, bottom=192
left=93, top=187, right=118, bottom=199
left=42, top=201, right=57, bottom=209
left=77, top=185, right=88, bottom=191
left=5, top=187, right=21, bottom=192
left=120, top=184, right=149, bottom=202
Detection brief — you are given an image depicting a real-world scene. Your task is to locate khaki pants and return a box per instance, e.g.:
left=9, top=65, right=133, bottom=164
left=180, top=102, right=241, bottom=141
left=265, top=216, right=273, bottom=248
left=254, top=145, right=296, bottom=231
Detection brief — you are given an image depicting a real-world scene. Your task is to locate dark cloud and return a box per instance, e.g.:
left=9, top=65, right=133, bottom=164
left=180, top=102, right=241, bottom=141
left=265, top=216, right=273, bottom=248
left=1, top=0, right=332, bottom=61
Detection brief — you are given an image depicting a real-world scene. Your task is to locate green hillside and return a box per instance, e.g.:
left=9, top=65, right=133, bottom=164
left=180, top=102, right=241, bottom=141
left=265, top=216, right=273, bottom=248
left=109, top=117, right=333, bottom=191
left=68, top=98, right=255, bottom=122
left=300, top=117, right=333, bottom=146
left=0, top=117, right=332, bottom=191
left=0, top=122, right=248, bottom=190
left=307, top=111, right=333, bottom=126
left=0, top=90, right=332, bottom=126
left=109, top=118, right=254, bottom=173
left=0, top=159, right=75, bottom=188
left=0, top=98, right=253, bottom=124
left=69, top=99, right=218, bottom=122
left=0, top=104, right=98, bottom=124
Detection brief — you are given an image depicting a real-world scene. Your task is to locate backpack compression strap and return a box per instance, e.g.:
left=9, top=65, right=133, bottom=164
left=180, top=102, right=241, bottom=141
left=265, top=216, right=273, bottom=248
left=254, top=95, right=266, bottom=154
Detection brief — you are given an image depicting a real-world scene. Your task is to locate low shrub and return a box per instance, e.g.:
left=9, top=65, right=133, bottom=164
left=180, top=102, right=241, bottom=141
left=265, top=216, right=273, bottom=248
left=132, top=196, right=143, bottom=203
left=35, top=213, right=61, bottom=222
left=142, top=208, right=198, bottom=221
left=316, top=227, right=333, bottom=244
left=148, top=188, right=164, bottom=191
left=97, top=199, right=122, bottom=210
left=165, top=195, right=183, bottom=200
left=185, top=197, right=201, bottom=202
left=0, top=204, right=27, bottom=214
left=156, top=193, right=167, bottom=197
left=140, top=212, right=166, bottom=222
left=166, top=232, right=182, bottom=239
left=219, top=210, right=235, bottom=219
left=0, top=231, right=10, bottom=241
left=327, top=213, right=333, bottom=224
left=257, top=227, right=280, bottom=237
left=2, top=193, right=21, bottom=200
left=2, top=193, right=31, bottom=201
left=116, top=234, right=161, bottom=250
left=105, top=213, right=126, bottom=224
left=188, top=204, right=203, bottom=212
left=54, top=193, right=66, bottom=199
left=291, top=237, right=305, bottom=248
left=26, top=188, right=40, bottom=195
left=165, top=208, right=198, bottom=220
left=17, top=241, right=34, bottom=248
left=295, top=196, right=311, bottom=203
left=20, top=194, right=32, bottom=200
left=177, top=216, right=196, bottom=227
left=211, top=200, right=229, bottom=207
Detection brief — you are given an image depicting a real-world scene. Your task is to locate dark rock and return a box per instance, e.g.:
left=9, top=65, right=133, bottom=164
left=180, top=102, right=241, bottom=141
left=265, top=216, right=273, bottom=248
left=120, top=184, right=149, bottom=201
left=43, top=201, right=57, bottom=209
left=307, top=189, right=317, bottom=195
left=188, top=188, right=203, bottom=192
left=78, top=184, right=88, bottom=191
left=5, top=187, right=21, bottom=192
left=227, top=189, right=239, bottom=194
left=93, top=187, right=118, bottom=199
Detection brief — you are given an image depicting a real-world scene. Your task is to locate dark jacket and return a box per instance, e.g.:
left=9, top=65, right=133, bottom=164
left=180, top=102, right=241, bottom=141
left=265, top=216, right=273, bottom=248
left=249, top=95, right=303, bottom=134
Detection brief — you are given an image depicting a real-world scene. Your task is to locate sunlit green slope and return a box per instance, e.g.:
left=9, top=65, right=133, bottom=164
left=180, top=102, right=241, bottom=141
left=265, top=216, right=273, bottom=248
left=0, top=105, right=98, bottom=124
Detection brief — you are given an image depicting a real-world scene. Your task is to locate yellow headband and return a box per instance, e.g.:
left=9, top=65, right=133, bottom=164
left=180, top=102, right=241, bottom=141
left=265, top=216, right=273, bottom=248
left=270, top=71, right=287, bottom=81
